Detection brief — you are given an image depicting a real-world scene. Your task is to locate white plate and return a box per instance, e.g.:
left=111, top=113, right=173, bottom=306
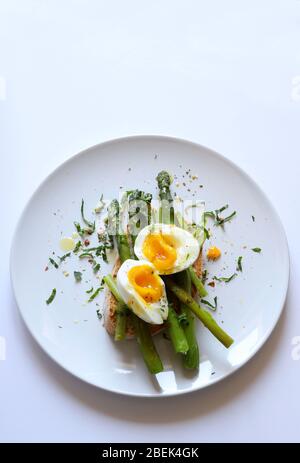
left=10, top=136, right=289, bottom=397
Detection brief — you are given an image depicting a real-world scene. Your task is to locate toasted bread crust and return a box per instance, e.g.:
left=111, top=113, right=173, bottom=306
left=104, top=249, right=203, bottom=338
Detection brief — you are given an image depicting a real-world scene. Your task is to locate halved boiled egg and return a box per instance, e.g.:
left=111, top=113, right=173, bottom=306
left=134, top=223, right=200, bottom=275
left=117, top=259, right=168, bottom=324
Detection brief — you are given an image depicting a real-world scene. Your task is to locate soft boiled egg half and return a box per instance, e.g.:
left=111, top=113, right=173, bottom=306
left=134, top=223, right=200, bottom=275
left=117, top=259, right=168, bottom=324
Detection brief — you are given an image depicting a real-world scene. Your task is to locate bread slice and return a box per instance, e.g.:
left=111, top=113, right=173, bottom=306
left=103, top=250, right=203, bottom=339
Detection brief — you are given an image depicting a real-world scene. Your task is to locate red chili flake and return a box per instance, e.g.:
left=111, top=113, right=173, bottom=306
left=45, top=266, right=49, bottom=271
left=84, top=239, right=90, bottom=246
left=208, top=281, right=215, bottom=288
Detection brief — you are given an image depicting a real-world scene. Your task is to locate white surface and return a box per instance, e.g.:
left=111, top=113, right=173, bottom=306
left=10, top=136, right=289, bottom=397
left=0, top=0, right=299, bottom=442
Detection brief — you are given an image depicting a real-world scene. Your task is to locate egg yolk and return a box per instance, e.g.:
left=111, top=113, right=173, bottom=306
left=128, top=265, right=163, bottom=303
left=207, top=246, right=221, bottom=260
left=142, top=233, right=177, bottom=272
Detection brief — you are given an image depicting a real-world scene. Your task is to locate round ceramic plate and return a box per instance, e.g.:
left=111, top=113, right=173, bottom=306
left=11, top=136, right=289, bottom=397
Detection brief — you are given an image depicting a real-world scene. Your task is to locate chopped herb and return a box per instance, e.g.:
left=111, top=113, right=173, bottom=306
left=237, top=256, right=243, bottom=272
left=252, top=248, right=262, bottom=253
left=74, top=271, right=82, bottom=282
left=73, top=241, right=82, bottom=253
left=49, top=257, right=59, bottom=269
left=217, top=211, right=237, bottom=226
left=46, top=288, right=56, bottom=305
left=213, top=273, right=237, bottom=283
left=203, top=227, right=210, bottom=240
left=74, top=222, right=85, bottom=237
left=58, top=252, right=71, bottom=263
left=205, top=205, right=237, bottom=227
left=79, top=252, right=94, bottom=259
left=202, top=269, right=208, bottom=284
left=88, top=286, right=103, bottom=302
left=93, top=262, right=100, bottom=273
left=96, top=309, right=103, bottom=321
left=177, top=312, right=189, bottom=326
left=216, top=204, right=229, bottom=215
left=252, top=215, right=255, bottom=222
left=86, top=287, right=94, bottom=294
left=204, top=211, right=216, bottom=219
left=84, top=243, right=110, bottom=263
left=81, top=199, right=95, bottom=232
left=201, top=296, right=218, bottom=311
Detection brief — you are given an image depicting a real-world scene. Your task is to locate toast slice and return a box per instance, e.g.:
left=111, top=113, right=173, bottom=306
left=103, top=250, right=203, bottom=339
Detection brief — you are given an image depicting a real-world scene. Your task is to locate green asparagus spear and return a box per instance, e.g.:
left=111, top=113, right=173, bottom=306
left=126, top=190, right=152, bottom=246
left=132, top=315, right=163, bottom=374
left=107, top=199, right=131, bottom=262
left=103, top=274, right=163, bottom=373
left=165, top=279, right=234, bottom=348
left=176, top=271, right=200, bottom=369
left=114, top=301, right=127, bottom=341
left=188, top=266, right=208, bottom=298
left=167, top=303, right=189, bottom=354
left=105, top=195, right=164, bottom=373
left=156, top=170, right=175, bottom=224
left=156, top=170, right=195, bottom=359
left=106, top=200, right=131, bottom=339
left=103, top=274, right=128, bottom=341
left=103, top=274, right=122, bottom=302
left=125, top=190, right=164, bottom=372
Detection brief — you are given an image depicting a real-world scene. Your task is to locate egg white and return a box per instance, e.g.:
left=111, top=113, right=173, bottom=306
left=134, top=223, right=200, bottom=275
left=116, top=259, right=169, bottom=325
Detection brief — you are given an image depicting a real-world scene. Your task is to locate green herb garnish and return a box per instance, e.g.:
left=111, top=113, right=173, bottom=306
left=203, top=227, right=210, bottom=240
left=74, top=222, right=85, bottom=237
left=46, top=288, right=56, bottom=305
left=213, top=273, right=237, bottom=283
left=73, top=241, right=82, bottom=253
left=93, top=262, right=100, bottom=273
left=74, top=271, right=82, bottom=282
left=86, top=287, right=94, bottom=294
left=202, top=269, right=208, bottom=284
left=237, top=256, right=243, bottom=272
left=84, top=243, right=110, bottom=263
left=81, top=199, right=95, bottom=233
left=79, top=252, right=94, bottom=259
left=252, top=248, right=262, bottom=253
left=88, top=286, right=103, bottom=302
left=217, top=211, right=237, bottom=226
left=96, top=309, right=103, bottom=320
left=201, top=296, right=218, bottom=311
left=204, top=211, right=216, bottom=219
left=58, top=252, right=71, bottom=263
left=177, top=312, right=189, bottom=326
left=205, top=205, right=236, bottom=227
left=49, top=257, right=59, bottom=269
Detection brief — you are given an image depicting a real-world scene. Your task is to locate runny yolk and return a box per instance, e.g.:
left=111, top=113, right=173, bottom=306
left=142, top=233, right=177, bottom=272
left=128, top=265, right=163, bottom=304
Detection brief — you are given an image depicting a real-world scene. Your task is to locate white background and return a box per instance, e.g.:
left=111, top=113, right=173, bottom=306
left=0, top=0, right=299, bottom=443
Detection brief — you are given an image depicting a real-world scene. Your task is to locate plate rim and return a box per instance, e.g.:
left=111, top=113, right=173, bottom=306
left=10, top=134, right=290, bottom=398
